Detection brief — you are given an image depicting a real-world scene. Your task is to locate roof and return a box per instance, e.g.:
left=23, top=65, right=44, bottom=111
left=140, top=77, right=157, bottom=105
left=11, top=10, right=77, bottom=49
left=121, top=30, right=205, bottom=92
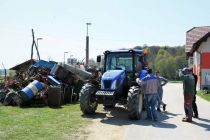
left=186, top=26, right=210, bottom=33
left=186, top=26, right=210, bottom=53
left=105, top=49, right=144, bottom=54
left=190, top=32, right=210, bottom=54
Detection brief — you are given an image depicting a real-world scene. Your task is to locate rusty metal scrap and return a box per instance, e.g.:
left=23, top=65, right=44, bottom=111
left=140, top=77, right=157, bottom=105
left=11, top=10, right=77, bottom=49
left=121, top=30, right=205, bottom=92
left=0, top=59, right=95, bottom=107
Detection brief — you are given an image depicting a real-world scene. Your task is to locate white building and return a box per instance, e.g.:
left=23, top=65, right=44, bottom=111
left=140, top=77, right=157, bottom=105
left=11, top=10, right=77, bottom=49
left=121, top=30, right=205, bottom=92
left=186, top=26, right=210, bottom=89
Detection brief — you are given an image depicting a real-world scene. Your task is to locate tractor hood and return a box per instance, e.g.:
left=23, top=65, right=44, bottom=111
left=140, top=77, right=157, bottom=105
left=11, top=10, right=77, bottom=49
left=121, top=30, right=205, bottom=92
left=101, top=70, right=126, bottom=90
left=102, top=70, right=125, bottom=81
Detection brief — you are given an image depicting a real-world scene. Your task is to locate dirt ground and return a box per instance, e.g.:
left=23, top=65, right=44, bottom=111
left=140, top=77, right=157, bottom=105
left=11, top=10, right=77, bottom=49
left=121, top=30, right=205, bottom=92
left=83, top=105, right=130, bottom=140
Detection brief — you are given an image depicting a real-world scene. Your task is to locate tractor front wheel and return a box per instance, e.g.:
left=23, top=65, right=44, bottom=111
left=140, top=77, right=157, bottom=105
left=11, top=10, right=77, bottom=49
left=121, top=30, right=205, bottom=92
left=127, top=86, right=143, bottom=120
left=80, top=83, right=98, bottom=114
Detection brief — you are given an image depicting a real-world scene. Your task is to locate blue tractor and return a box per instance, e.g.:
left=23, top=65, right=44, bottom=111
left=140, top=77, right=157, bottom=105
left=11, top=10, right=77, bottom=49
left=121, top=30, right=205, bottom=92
left=79, top=49, right=147, bottom=120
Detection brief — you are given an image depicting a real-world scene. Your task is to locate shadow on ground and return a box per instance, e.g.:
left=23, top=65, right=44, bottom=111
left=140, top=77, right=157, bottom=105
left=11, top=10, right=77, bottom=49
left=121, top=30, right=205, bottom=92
left=192, top=117, right=210, bottom=131
left=82, top=106, right=181, bottom=129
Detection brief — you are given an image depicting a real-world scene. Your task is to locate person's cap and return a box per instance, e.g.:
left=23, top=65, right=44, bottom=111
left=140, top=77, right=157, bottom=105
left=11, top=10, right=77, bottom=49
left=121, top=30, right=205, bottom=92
left=182, top=67, right=190, bottom=74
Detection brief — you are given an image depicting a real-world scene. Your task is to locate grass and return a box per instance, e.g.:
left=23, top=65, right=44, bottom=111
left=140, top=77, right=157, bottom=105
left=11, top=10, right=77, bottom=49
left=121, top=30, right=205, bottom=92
left=197, top=90, right=210, bottom=102
left=0, top=104, right=91, bottom=140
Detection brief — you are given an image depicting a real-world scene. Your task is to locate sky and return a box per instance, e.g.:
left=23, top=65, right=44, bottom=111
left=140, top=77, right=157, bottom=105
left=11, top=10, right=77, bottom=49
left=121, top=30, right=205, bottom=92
left=0, top=0, right=210, bottom=68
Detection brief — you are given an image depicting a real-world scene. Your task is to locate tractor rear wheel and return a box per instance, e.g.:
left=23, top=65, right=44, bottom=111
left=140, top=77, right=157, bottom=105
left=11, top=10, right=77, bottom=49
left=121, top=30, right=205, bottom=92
left=127, top=86, right=143, bottom=120
left=80, top=83, right=98, bottom=114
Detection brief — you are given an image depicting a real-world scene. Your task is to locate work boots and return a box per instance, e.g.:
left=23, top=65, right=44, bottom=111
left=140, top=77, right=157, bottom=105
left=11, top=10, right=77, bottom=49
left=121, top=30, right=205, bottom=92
left=182, top=117, right=192, bottom=122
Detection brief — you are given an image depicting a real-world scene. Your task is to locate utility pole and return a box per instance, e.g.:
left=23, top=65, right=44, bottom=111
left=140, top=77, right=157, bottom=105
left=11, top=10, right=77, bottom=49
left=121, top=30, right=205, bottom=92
left=2, top=63, right=6, bottom=83
left=86, top=23, right=91, bottom=68
left=31, top=29, right=41, bottom=64
left=37, top=38, right=43, bottom=60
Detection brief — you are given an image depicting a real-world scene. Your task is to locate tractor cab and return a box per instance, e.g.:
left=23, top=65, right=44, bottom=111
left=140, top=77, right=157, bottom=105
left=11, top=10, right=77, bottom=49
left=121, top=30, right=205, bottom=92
left=97, top=49, right=147, bottom=82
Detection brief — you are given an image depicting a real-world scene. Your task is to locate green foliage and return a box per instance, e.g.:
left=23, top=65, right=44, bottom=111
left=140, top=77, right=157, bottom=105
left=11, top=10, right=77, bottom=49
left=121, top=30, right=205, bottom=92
left=133, top=45, right=187, bottom=80
left=197, top=90, right=210, bottom=102
left=0, top=104, right=91, bottom=140
left=8, top=70, right=16, bottom=77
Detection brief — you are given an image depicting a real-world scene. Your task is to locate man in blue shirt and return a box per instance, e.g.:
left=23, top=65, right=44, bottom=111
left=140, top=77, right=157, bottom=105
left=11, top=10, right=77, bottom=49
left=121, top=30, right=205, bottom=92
left=137, top=69, right=160, bottom=121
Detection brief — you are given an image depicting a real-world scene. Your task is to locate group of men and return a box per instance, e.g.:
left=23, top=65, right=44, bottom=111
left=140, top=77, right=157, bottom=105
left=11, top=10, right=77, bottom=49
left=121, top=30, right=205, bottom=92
left=136, top=67, right=198, bottom=122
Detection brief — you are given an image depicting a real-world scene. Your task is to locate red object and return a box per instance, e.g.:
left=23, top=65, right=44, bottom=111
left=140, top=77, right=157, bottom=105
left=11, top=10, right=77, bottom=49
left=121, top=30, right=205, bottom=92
left=193, top=65, right=201, bottom=86
left=201, top=52, right=210, bottom=68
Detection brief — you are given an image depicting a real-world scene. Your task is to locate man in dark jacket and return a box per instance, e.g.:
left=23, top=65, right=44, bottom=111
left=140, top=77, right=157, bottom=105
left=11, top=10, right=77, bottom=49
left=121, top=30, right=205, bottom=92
left=191, top=70, right=198, bottom=118
left=180, top=67, right=195, bottom=122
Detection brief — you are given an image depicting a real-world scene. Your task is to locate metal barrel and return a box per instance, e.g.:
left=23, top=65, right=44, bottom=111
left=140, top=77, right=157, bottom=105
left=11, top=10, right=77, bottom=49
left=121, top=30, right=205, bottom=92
left=47, top=86, right=62, bottom=107
left=21, top=80, right=43, bottom=100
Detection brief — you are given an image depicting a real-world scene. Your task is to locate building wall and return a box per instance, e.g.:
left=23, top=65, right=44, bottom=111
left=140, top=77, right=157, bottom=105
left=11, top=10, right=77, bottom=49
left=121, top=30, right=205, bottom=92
left=193, top=52, right=201, bottom=88
left=194, top=52, right=200, bottom=66
left=196, top=37, right=210, bottom=89
left=201, top=69, right=210, bottom=89
left=199, top=37, right=210, bottom=52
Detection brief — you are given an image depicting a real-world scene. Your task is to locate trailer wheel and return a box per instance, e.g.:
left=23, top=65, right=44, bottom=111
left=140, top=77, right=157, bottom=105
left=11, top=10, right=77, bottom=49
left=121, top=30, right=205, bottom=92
left=80, top=83, right=98, bottom=114
left=127, top=86, right=143, bottom=120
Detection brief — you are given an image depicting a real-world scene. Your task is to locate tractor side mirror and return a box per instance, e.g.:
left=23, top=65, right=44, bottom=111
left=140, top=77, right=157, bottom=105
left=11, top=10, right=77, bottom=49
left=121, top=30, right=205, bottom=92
left=97, top=55, right=101, bottom=62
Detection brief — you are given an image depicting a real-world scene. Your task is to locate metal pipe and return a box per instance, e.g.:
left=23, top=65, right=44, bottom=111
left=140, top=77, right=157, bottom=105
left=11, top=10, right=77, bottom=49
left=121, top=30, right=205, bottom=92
left=86, top=23, right=91, bottom=68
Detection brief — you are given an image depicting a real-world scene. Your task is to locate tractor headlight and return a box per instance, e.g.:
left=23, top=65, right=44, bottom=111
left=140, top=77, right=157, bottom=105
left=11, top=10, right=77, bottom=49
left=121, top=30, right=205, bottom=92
left=111, top=80, right=117, bottom=90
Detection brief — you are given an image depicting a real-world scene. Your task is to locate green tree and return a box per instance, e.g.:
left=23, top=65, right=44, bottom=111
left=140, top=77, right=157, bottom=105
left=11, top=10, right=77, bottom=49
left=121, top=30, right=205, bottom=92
left=154, top=49, right=177, bottom=79
left=132, top=45, right=187, bottom=80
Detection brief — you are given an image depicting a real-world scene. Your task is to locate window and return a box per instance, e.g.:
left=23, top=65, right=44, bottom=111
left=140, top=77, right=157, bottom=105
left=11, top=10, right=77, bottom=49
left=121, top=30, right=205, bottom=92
left=188, top=57, right=193, bottom=66
left=105, top=53, right=133, bottom=72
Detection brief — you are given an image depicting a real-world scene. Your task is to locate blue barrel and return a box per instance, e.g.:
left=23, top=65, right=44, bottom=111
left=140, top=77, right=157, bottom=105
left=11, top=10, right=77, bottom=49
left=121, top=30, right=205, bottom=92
left=21, top=80, right=43, bottom=99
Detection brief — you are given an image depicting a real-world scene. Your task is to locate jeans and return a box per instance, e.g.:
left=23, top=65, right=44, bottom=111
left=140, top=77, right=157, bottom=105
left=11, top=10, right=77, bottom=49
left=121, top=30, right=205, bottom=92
left=144, top=94, right=158, bottom=120
left=184, top=93, right=193, bottom=120
left=157, top=91, right=165, bottom=108
left=192, top=94, right=198, bottom=116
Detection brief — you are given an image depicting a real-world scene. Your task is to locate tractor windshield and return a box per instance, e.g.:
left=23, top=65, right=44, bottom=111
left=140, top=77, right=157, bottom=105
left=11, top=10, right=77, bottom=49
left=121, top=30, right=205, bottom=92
left=105, top=53, right=133, bottom=72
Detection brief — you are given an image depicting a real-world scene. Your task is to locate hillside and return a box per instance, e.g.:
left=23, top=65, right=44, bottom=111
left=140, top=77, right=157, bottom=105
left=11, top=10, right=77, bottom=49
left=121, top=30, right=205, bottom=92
left=133, top=45, right=187, bottom=80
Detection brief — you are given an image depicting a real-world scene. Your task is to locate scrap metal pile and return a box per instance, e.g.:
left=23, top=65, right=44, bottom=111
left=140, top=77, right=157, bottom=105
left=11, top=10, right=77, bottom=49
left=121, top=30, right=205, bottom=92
left=0, top=59, right=94, bottom=107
